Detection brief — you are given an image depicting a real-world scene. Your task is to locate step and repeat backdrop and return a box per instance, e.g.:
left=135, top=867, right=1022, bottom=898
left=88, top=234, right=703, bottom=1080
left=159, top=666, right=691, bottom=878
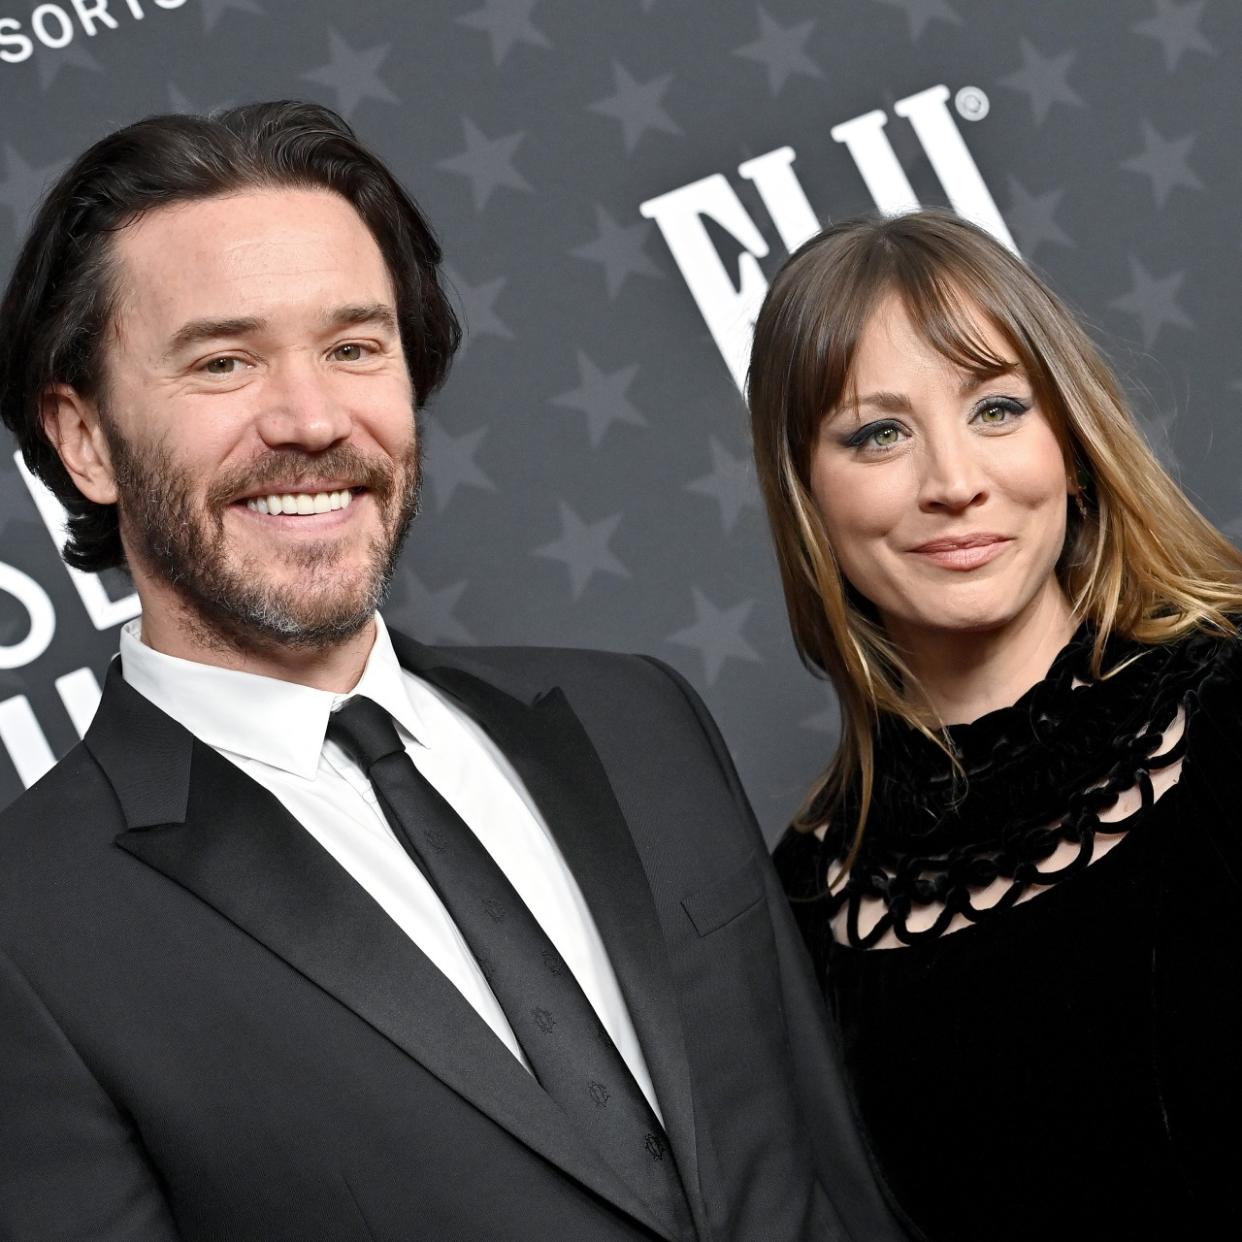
left=1, top=0, right=1239, bottom=839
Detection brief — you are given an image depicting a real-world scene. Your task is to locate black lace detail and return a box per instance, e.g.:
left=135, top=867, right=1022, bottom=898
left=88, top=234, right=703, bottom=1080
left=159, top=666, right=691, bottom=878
left=806, top=626, right=1231, bottom=949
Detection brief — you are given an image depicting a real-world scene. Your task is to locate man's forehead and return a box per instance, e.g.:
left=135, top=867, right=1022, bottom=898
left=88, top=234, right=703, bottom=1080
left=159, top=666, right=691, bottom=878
left=107, top=187, right=395, bottom=336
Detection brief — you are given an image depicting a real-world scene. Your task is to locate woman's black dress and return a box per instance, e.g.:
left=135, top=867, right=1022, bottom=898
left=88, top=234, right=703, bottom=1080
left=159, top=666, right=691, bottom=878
left=774, top=626, right=1240, bottom=1241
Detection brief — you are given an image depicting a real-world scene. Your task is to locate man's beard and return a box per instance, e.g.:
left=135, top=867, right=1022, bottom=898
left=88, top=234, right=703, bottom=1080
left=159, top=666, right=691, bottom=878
left=107, top=429, right=421, bottom=655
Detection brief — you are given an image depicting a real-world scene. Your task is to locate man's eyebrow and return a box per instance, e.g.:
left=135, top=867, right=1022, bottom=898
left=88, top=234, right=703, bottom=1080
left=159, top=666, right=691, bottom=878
left=323, top=303, right=399, bottom=331
left=164, top=316, right=265, bottom=359
left=161, top=304, right=399, bottom=362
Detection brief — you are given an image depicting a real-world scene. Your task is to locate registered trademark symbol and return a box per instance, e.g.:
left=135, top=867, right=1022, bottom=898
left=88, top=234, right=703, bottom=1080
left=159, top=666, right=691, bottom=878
left=955, top=86, right=990, bottom=122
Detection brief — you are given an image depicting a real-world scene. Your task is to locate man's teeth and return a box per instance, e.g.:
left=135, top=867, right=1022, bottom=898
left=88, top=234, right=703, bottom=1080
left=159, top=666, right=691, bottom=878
left=245, top=489, right=355, bottom=516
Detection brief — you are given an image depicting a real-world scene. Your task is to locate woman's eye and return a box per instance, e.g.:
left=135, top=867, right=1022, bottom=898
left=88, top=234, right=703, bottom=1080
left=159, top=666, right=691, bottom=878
left=973, top=397, right=1030, bottom=426
left=844, top=420, right=907, bottom=452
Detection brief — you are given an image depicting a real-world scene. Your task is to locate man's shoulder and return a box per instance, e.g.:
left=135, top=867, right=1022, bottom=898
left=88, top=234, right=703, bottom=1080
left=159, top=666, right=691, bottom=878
left=394, top=630, right=705, bottom=712
left=0, top=742, right=121, bottom=898
left=460, top=642, right=687, bottom=692
left=397, top=631, right=728, bottom=766
left=0, top=741, right=114, bottom=831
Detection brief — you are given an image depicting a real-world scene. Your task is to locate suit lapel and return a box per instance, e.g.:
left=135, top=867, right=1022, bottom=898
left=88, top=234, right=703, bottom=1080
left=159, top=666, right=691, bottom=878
left=86, top=662, right=676, bottom=1240
left=397, top=642, right=702, bottom=1228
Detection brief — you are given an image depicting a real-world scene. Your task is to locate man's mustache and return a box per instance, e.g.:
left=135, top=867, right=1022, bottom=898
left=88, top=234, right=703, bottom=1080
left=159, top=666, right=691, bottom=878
left=205, top=446, right=399, bottom=509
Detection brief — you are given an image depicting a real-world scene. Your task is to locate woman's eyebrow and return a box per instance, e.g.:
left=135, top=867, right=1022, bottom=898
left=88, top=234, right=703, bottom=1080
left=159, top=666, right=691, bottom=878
left=960, top=362, right=1023, bottom=393
left=850, top=390, right=913, bottom=414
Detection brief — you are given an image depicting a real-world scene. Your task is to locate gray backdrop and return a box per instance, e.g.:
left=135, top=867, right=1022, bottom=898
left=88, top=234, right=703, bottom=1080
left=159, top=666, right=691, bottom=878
left=1, top=0, right=1238, bottom=842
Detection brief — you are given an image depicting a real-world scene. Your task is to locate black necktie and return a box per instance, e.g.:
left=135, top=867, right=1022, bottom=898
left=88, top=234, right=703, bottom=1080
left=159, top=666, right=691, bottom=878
left=327, top=696, right=694, bottom=1238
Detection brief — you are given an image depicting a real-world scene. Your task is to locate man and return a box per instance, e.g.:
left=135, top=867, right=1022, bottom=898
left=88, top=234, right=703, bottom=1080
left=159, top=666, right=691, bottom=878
left=0, top=103, right=905, bottom=1241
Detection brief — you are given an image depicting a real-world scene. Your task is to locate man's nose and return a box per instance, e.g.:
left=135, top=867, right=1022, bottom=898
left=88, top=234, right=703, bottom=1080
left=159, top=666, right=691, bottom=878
left=254, top=361, right=352, bottom=451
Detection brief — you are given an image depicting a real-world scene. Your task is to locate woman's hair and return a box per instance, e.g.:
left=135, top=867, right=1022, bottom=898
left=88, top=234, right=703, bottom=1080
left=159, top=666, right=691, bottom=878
left=748, top=208, right=1242, bottom=865
left=0, top=100, right=461, bottom=573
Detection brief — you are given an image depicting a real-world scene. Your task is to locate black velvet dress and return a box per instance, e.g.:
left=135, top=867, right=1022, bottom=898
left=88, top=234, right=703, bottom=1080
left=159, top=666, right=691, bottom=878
left=775, top=626, right=1241, bottom=1241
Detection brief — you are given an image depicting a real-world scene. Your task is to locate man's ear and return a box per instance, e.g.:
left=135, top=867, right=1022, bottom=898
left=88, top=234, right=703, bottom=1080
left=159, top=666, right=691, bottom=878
left=40, top=384, right=118, bottom=505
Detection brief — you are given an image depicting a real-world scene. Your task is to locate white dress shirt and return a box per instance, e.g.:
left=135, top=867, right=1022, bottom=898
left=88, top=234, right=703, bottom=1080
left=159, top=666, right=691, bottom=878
left=119, top=616, right=662, bottom=1118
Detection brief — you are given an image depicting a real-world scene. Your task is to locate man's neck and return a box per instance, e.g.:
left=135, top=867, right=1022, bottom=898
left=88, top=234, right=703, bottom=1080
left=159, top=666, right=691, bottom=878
left=136, top=596, right=378, bottom=694
left=887, top=585, right=1076, bottom=726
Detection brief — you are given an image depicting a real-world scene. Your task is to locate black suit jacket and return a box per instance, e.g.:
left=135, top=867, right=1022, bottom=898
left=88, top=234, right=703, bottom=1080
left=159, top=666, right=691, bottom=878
left=0, top=631, right=904, bottom=1241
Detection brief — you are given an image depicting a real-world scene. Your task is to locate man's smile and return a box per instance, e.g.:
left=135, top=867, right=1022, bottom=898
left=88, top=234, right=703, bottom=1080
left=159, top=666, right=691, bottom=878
left=240, top=487, right=358, bottom=516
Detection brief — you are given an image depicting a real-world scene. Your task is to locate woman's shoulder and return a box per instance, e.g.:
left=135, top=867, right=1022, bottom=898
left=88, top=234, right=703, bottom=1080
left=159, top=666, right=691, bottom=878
left=1146, top=620, right=1242, bottom=749
left=1157, top=623, right=1242, bottom=883
left=1183, top=619, right=1242, bottom=694
left=771, top=824, right=835, bottom=898
left=1178, top=622, right=1242, bottom=767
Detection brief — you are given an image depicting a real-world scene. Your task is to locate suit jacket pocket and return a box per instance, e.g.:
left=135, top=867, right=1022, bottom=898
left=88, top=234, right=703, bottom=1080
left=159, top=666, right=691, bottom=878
left=681, top=855, right=763, bottom=937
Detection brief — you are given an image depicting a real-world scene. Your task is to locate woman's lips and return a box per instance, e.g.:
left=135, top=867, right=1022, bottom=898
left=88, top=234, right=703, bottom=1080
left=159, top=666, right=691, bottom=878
left=908, top=536, right=1013, bottom=570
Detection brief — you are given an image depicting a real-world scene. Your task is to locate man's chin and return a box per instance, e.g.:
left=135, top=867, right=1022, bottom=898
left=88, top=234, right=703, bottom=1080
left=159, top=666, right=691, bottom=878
left=176, top=587, right=381, bottom=656
left=160, top=551, right=386, bottom=652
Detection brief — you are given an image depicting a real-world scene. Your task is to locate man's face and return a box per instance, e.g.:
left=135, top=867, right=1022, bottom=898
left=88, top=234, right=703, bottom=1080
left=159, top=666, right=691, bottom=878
left=99, top=187, right=419, bottom=652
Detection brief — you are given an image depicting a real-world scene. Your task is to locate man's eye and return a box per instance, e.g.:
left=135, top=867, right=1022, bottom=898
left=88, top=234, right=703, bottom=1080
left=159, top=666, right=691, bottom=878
left=202, top=357, right=241, bottom=375
left=332, top=343, right=367, bottom=361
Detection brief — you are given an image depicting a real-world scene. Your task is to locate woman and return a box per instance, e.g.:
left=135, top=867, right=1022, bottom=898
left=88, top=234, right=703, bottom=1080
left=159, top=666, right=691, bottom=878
left=749, top=209, right=1241, bottom=1241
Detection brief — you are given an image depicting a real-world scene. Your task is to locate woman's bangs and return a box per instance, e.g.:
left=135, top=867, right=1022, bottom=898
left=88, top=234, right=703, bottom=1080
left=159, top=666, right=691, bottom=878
left=901, top=268, right=1023, bottom=381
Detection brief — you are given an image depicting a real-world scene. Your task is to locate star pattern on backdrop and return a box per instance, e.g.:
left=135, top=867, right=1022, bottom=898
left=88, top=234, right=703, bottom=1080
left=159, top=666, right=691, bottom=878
left=167, top=83, right=234, bottom=114
left=457, top=0, right=551, bottom=66
left=685, top=437, right=761, bottom=534
left=569, top=205, right=663, bottom=300
left=1110, top=257, right=1193, bottom=349
left=437, top=118, right=532, bottom=212
left=421, top=421, right=497, bottom=513
left=551, top=352, right=647, bottom=447
left=998, top=37, right=1083, bottom=125
left=667, top=588, right=762, bottom=686
left=870, top=0, right=962, bottom=42
left=199, top=0, right=267, bottom=34
left=301, top=29, right=398, bottom=121
left=36, top=39, right=102, bottom=93
left=1120, top=120, right=1203, bottom=209
left=589, top=62, right=682, bottom=153
left=444, top=265, right=515, bottom=349
left=0, top=144, right=68, bottom=237
left=1003, top=175, right=1072, bottom=261
left=386, top=570, right=474, bottom=646
left=732, top=8, right=822, bottom=96
left=533, top=502, right=630, bottom=600
left=2, top=0, right=1241, bottom=837
left=1132, top=0, right=1214, bottom=72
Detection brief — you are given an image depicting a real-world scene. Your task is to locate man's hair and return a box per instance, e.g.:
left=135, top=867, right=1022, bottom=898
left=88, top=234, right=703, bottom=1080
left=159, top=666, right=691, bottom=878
left=0, top=100, right=461, bottom=572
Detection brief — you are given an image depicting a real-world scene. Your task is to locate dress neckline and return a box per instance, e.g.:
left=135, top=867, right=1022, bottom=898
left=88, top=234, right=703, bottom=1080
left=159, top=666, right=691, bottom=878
left=808, top=623, right=1225, bottom=948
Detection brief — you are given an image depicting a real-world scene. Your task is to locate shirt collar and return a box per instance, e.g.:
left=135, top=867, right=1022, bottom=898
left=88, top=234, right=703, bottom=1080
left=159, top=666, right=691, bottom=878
left=119, top=614, right=428, bottom=781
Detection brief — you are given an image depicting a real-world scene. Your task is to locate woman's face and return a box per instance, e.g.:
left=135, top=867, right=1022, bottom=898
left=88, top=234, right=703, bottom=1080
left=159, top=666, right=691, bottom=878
left=808, top=293, right=1072, bottom=646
